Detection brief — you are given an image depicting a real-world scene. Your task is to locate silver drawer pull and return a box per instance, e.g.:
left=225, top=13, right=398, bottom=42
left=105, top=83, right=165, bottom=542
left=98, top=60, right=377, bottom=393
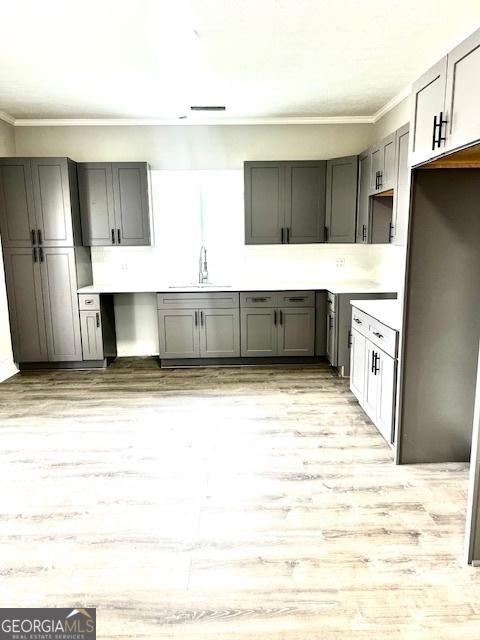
left=354, top=317, right=362, bottom=324
left=373, top=331, right=384, bottom=339
left=288, top=297, right=305, bottom=302
left=85, top=299, right=93, bottom=305
left=251, top=297, right=268, bottom=302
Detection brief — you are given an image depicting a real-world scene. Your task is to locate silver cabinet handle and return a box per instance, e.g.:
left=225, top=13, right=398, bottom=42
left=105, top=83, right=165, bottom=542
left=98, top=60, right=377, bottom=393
left=39, top=247, right=44, bottom=262
left=288, top=297, right=305, bottom=302
left=354, top=317, right=362, bottom=324
left=37, top=229, right=42, bottom=245
left=96, top=312, right=100, bottom=328
left=117, top=229, right=121, bottom=244
left=279, top=310, right=283, bottom=326
left=85, top=299, right=93, bottom=305
left=200, top=311, right=204, bottom=326
left=194, top=311, right=198, bottom=327
left=111, top=228, right=115, bottom=244
left=31, top=229, right=36, bottom=246
left=32, top=247, right=37, bottom=263
left=373, top=331, right=384, bottom=339
left=252, top=297, right=267, bottom=302
left=274, top=310, right=277, bottom=325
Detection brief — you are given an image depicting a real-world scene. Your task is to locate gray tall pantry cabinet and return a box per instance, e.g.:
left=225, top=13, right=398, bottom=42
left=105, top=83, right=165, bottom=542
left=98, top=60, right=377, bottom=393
left=0, top=157, right=92, bottom=365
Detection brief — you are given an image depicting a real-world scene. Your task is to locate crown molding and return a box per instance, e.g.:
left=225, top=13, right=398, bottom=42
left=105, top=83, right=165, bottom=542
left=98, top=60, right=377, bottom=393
left=372, top=85, right=411, bottom=123
left=0, top=110, right=15, bottom=125
left=11, top=115, right=375, bottom=126
left=0, top=90, right=410, bottom=127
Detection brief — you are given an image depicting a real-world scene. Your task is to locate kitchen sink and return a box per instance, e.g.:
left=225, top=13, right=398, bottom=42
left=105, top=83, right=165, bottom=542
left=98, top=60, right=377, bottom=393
left=168, top=283, right=232, bottom=289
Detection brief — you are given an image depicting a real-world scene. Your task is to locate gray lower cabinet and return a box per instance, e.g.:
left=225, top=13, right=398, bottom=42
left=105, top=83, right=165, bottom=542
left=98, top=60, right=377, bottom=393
left=350, top=308, right=398, bottom=445
left=78, top=162, right=151, bottom=246
left=39, top=248, right=83, bottom=361
left=3, top=246, right=85, bottom=363
left=80, top=310, right=103, bottom=360
left=410, top=57, right=448, bottom=166
left=244, top=161, right=326, bottom=245
left=2, top=247, right=48, bottom=362
left=325, top=155, right=358, bottom=243
left=157, top=293, right=240, bottom=359
left=0, top=157, right=81, bottom=249
left=240, top=291, right=315, bottom=357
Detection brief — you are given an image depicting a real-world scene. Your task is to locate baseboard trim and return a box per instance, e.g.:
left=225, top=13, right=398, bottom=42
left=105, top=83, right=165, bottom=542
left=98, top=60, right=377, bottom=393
left=160, top=356, right=328, bottom=368
left=19, top=359, right=107, bottom=371
left=0, top=358, right=18, bottom=383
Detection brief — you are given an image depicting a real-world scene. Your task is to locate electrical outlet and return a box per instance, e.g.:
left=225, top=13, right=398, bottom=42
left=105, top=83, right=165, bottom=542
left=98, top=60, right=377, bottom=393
left=336, top=258, right=345, bottom=268
left=121, top=263, right=128, bottom=271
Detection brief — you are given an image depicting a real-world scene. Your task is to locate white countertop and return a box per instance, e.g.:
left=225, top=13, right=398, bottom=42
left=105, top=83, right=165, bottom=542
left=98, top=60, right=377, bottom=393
left=350, top=299, right=402, bottom=332
left=78, top=279, right=396, bottom=295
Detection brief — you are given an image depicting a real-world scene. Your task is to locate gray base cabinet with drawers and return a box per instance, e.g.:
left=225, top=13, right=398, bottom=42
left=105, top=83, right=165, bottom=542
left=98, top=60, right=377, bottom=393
left=78, top=293, right=117, bottom=362
left=350, top=305, right=398, bottom=444
left=325, top=291, right=396, bottom=376
left=240, top=291, right=315, bottom=357
left=157, top=292, right=240, bottom=359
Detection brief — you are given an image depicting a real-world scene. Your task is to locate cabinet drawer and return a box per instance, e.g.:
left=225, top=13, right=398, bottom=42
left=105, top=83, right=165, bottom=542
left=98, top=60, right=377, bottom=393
left=351, top=307, right=369, bottom=337
left=78, top=294, right=100, bottom=311
left=157, top=291, right=239, bottom=310
left=327, top=291, right=336, bottom=311
left=240, top=292, right=277, bottom=308
left=367, top=317, right=398, bottom=358
left=277, top=291, right=314, bottom=307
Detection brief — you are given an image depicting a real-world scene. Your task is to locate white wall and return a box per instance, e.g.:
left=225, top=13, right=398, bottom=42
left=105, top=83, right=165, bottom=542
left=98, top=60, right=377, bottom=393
left=0, top=119, right=17, bottom=380
left=14, top=119, right=405, bottom=356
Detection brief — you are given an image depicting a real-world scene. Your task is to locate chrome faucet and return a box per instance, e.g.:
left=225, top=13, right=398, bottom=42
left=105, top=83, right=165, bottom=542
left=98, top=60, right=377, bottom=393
left=198, top=244, right=209, bottom=284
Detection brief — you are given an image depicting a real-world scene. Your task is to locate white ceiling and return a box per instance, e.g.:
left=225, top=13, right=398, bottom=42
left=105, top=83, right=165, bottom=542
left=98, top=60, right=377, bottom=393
left=1, top=0, right=480, bottom=123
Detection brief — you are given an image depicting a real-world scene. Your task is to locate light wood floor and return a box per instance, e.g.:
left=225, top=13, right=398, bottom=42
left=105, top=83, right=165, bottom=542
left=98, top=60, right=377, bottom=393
left=0, top=357, right=479, bottom=639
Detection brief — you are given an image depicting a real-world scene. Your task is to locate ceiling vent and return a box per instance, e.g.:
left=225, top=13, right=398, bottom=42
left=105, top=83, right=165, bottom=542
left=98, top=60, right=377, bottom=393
left=190, top=106, right=226, bottom=111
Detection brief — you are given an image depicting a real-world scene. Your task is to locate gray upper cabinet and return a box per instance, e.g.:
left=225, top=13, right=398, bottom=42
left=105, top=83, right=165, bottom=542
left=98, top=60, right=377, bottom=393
left=2, top=247, right=48, bottom=362
left=79, top=162, right=151, bottom=246
left=78, top=163, right=116, bottom=246
left=391, top=123, right=410, bottom=246
left=244, top=162, right=283, bottom=244
left=31, top=158, right=78, bottom=247
left=444, top=27, right=480, bottom=154
left=40, top=248, right=83, bottom=361
left=0, top=157, right=79, bottom=248
left=370, top=133, right=396, bottom=194
left=0, top=159, right=36, bottom=248
left=284, top=162, right=326, bottom=243
left=112, top=163, right=151, bottom=246
left=325, top=155, right=358, bottom=243
left=244, top=161, right=326, bottom=244
left=410, top=57, right=448, bottom=166
left=356, top=150, right=371, bottom=243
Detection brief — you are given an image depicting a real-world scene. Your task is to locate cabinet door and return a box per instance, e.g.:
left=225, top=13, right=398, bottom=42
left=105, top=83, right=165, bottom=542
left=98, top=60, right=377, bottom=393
left=158, top=309, right=199, bottom=358
left=277, top=307, right=314, bottom=356
left=350, top=328, right=366, bottom=401
left=78, top=163, right=116, bottom=246
left=382, top=133, right=396, bottom=191
left=284, top=162, right=326, bottom=243
left=31, top=158, right=74, bottom=247
left=326, top=309, right=337, bottom=365
left=325, top=156, right=358, bottom=243
left=80, top=310, right=104, bottom=360
left=391, top=124, right=410, bottom=246
left=376, top=350, right=396, bottom=444
left=0, top=159, right=37, bottom=248
left=200, top=308, right=240, bottom=357
left=240, top=308, right=277, bottom=356
left=370, top=145, right=383, bottom=193
left=2, top=247, right=47, bottom=363
left=363, top=342, right=378, bottom=422
left=445, top=27, right=480, bottom=154
left=40, top=248, right=82, bottom=361
left=112, top=163, right=151, bottom=246
left=244, top=162, right=284, bottom=244
left=410, top=57, right=448, bottom=166
left=356, top=151, right=371, bottom=243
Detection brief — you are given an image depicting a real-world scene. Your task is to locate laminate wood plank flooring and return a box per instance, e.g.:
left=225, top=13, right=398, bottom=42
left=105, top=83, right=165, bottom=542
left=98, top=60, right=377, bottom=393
left=0, top=357, right=478, bottom=639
